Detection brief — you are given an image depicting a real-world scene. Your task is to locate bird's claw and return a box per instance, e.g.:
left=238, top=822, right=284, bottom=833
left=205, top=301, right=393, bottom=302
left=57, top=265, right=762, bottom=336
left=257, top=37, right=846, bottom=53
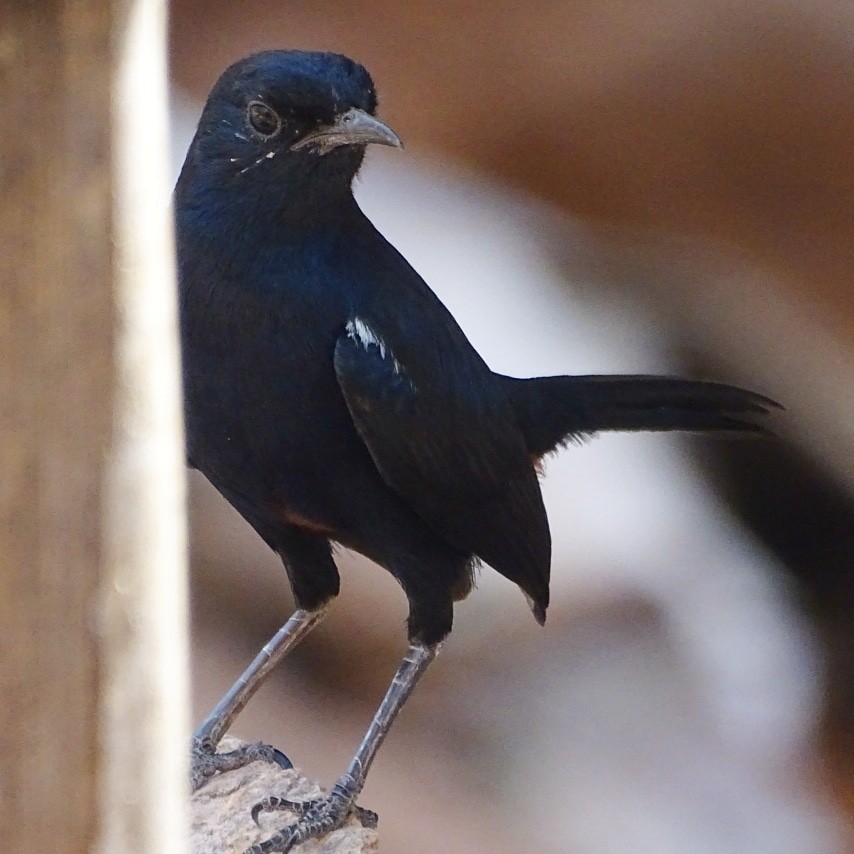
left=251, top=794, right=378, bottom=829
left=246, top=787, right=377, bottom=853
left=190, top=737, right=292, bottom=792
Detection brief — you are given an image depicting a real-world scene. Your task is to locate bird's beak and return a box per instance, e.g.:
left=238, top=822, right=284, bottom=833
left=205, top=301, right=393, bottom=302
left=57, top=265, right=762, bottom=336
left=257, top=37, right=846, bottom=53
left=290, top=108, right=403, bottom=155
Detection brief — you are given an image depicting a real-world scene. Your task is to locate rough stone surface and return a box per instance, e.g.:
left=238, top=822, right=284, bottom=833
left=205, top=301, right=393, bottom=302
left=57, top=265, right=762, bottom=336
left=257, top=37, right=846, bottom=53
left=191, top=738, right=379, bottom=854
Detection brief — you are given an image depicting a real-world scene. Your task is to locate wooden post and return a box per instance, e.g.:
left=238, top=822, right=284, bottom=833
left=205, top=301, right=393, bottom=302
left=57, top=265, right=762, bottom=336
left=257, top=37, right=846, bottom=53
left=0, top=2, right=188, bottom=852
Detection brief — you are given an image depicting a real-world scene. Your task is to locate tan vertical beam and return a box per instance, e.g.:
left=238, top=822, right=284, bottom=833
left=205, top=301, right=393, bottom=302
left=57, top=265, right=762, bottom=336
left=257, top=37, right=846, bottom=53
left=0, top=1, right=188, bottom=851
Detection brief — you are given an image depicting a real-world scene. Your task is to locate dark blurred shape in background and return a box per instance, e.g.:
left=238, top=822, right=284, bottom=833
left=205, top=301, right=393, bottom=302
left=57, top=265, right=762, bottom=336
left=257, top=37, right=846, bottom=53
left=170, top=3, right=853, bottom=852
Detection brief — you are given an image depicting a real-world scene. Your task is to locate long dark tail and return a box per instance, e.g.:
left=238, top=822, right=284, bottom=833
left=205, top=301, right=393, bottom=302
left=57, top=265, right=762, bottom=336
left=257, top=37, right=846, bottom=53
left=502, top=374, right=781, bottom=459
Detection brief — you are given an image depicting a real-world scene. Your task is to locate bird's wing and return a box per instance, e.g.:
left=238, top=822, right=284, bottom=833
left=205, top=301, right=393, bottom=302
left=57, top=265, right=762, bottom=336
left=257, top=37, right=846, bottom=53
left=333, top=317, right=551, bottom=621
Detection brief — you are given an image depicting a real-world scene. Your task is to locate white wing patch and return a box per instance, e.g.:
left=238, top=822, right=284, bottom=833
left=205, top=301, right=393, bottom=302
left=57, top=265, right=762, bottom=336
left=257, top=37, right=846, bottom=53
left=346, top=317, right=405, bottom=376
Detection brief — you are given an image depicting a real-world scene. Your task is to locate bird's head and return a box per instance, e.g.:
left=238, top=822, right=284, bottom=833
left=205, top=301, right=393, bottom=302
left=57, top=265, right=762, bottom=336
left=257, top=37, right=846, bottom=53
left=184, top=50, right=401, bottom=205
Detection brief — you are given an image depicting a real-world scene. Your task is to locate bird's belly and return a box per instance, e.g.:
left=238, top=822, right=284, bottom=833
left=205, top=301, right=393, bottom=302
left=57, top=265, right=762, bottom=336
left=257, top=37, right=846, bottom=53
left=184, top=340, right=381, bottom=528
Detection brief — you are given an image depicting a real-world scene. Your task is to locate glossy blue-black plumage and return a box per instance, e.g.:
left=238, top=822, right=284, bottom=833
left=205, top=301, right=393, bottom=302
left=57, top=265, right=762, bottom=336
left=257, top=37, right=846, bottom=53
left=176, top=51, right=776, bottom=644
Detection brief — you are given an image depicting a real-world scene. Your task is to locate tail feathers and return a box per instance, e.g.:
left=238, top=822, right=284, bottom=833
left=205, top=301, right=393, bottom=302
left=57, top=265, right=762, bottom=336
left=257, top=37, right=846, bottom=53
left=502, top=374, right=781, bottom=459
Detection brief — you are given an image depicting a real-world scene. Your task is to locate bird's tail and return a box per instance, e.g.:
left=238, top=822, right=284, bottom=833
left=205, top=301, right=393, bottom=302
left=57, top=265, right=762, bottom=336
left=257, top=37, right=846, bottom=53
left=502, top=374, right=780, bottom=459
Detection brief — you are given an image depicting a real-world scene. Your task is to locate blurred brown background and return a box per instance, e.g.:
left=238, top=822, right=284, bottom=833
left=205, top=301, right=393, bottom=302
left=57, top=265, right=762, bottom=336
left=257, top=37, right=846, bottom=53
left=170, top=2, right=853, bottom=852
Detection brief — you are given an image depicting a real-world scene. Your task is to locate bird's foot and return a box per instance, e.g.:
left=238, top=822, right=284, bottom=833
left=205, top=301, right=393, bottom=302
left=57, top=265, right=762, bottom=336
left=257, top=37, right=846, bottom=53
left=191, top=736, right=292, bottom=792
left=246, top=781, right=377, bottom=853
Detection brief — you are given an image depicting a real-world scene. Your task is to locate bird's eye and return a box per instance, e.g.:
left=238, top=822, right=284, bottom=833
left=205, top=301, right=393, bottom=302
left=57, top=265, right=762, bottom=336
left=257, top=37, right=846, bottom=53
left=247, top=101, right=281, bottom=137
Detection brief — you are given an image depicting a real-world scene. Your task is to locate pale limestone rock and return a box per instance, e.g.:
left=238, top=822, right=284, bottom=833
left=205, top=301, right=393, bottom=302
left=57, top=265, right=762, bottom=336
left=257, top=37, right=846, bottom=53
left=191, top=738, right=379, bottom=854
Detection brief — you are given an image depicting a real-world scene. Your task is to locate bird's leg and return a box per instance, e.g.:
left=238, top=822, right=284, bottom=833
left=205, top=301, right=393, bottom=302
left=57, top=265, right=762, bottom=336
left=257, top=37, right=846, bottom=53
left=246, top=642, right=439, bottom=853
left=192, top=606, right=328, bottom=791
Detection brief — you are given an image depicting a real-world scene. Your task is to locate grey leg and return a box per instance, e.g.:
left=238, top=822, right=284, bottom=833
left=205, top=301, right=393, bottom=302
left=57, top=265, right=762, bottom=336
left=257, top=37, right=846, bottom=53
left=247, top=642, right=438, bottom=853
left=191, top=607, right=328, bottom=791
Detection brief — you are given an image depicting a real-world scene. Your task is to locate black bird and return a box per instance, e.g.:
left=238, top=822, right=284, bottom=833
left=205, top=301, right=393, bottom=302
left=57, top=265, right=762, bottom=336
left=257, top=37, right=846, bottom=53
left=177, top=50, right=778, bottom=853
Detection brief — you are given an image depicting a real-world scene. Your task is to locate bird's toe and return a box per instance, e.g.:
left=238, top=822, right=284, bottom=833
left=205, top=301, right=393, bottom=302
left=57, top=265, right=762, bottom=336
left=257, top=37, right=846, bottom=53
left=247, top=783, right=376, bottom=852
left=191, top=737, right=292, bottom=792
